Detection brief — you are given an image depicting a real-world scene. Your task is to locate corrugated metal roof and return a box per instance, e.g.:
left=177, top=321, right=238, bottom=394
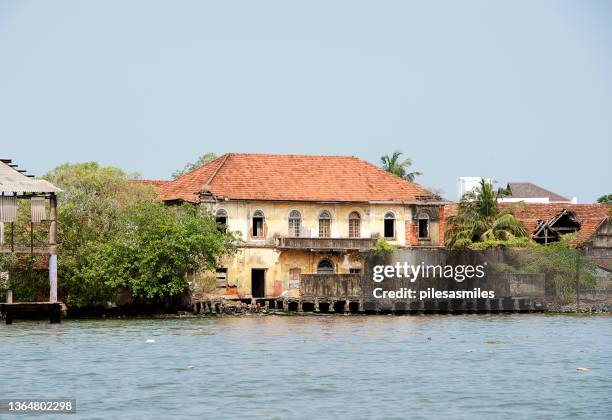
left=0, top=161, right=62, bottom=193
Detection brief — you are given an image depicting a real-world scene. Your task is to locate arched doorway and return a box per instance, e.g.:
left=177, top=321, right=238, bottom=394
left=317, top=259, right=334, bottom=274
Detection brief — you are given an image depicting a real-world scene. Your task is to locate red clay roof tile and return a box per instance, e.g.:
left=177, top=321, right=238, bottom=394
left=159, top=153, right=436, bottom=203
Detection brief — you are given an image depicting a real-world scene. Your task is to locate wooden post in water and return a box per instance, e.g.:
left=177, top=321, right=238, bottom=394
left=49, top=193, right=58, bottom=303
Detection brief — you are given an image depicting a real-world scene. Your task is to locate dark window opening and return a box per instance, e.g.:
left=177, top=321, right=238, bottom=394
left=349, top=268, right=361, bottom=274
left=418, top=214, right=429, bottom=239
left=216, top=209, right=228, bottom=231
left=384, top=212, right=395, bottom=238
left=252, top=210, right=264, bottom=238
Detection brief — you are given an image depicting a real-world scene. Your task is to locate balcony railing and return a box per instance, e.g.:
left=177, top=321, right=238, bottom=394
left=276, top=236, right=375, bottom=251
left=300, top=274, right=362, bottom=298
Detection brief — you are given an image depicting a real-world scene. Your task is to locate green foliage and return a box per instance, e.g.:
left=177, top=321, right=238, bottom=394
left=469, top=236, right=535, bottom=250
left=42, top=162, right=236, bottom=307
left=80, top=202, right=236, bottom=300
left=0, top=255, right=48, bottom=302
left=596, top=194, right=612, bottom=204
left=514, top=238, right=597, bottom=303
left=380, top=151, right=422, bottom=182
left=446, top=178, right=530, bottom=249
left=172, top=153, right=217, bottom=179
left=365, top=239, right=397, bottom=258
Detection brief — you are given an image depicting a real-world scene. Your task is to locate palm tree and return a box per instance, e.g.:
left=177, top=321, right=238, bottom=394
left=446, top=178, right=529, bottom=249
left=380, top=151, right=422, bottom=182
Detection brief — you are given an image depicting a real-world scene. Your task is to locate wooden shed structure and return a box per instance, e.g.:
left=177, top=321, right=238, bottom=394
left=0, top=159, right=62, bottom=323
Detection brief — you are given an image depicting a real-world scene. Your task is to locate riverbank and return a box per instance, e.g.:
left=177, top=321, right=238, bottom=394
left=2, top=300, right=610, bottom=323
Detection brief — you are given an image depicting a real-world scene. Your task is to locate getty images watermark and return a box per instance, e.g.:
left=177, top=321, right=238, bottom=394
left=371, top=262, right=495, bottom=300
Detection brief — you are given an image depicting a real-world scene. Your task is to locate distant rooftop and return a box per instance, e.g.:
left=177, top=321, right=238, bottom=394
left=505, top=182, right=573, bottom=203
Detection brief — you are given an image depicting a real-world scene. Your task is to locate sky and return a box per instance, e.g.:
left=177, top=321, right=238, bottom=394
left=1, top=0, right=610, bottom=202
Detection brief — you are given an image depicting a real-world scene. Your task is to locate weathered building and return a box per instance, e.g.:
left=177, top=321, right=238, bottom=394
left=159, top=153, right=446, bottom=299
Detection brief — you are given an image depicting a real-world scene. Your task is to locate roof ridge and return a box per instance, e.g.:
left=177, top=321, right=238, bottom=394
left=221, top=152, right=360, bottom=159
left=204, top=153, right=231, bottom=189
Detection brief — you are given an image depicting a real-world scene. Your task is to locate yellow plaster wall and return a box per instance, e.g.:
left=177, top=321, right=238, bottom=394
left=210, top=200, right=410, bottom=297
left=212, top=201, right=410, bottom=246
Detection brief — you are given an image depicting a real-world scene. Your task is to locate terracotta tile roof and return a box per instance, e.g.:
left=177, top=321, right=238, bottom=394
left=499, top=203, right=611, bottom=247
left=506, top=182, right=571, bottom=202
left=159, top=153, right=436, bottom=203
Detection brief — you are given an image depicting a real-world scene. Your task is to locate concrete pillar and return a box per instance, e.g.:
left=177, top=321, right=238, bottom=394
left=6, top=289, right=12, bottom=304
left=49, top=193, right=58, bottom=303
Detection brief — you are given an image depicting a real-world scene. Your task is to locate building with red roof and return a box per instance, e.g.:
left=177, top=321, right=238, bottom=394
left=158, top=153, right=446, bottom=299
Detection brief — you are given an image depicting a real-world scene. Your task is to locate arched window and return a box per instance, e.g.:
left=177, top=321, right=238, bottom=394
left=418, top=212, right=429, bottom=239
left=252, top=210, right=265, bottom=238
left=348, top=211, right=361, bottom=238
left=289, top=210, right=301, bottom=237
left=319, top=211, right=331, bottom=238
left=384, top=212, right=395, bottom=239
left=317, top=259, right=334, bottom=274
left=216, top=209, right=228, bottom=226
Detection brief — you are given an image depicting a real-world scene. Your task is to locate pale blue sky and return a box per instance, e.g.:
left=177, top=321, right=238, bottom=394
left=1, top=0, right=610, bottom=201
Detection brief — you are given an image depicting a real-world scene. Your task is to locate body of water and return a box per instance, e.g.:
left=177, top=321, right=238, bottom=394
left=1, top=314, right=610, bottom=419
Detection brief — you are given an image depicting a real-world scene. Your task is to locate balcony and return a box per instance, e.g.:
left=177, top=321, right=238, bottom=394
left=300, top=274, right=362, bottom=298
left=276, top=236, right=375, bottom=251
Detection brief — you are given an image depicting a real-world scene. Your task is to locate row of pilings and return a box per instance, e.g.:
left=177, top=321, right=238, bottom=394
left=192, top=297, right=546, bottom=315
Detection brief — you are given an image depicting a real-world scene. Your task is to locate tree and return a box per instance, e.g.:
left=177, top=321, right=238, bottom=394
left=43, top=162, right=236, bottom=307
left=80, top=202, right=236, bottom=300
left=172, top=153, right=217, bottom=179
left=596, top=194, right=612, bottom=204
left=380, top=151, right=422, bottom=182
left=446, top=178, right=530, bottom=249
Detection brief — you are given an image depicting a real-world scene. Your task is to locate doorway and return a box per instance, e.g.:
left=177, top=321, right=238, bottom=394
left=251, top=269, right=266, bottom=298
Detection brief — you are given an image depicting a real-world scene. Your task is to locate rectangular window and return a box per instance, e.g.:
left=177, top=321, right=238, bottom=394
left=349, top=268, right=361, bottom=274
left=319, top=219, right=330, bottom=238
left=418, top=219, right=429, bottom=239
left=252, top=217, right=264, bottom=237
left=215, top=268, right=228, bottom=288
left=384, top=219, right=395, bottom=238
left=349, top=219, right=360, bottom=238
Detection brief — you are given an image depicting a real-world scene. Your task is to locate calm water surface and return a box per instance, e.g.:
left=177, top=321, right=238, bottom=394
left=1, top=314, right=610, bottom=419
